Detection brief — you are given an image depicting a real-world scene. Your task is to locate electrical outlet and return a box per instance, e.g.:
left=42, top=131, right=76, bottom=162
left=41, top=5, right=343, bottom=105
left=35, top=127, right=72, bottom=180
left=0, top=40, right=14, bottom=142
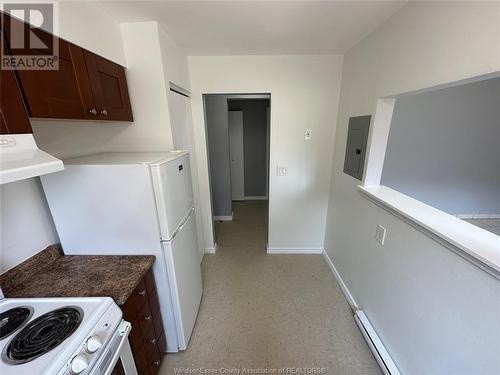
left=375, top=225, right=386, bottom=245
left=304, top=129, right=312, bottom=140
left=276, top=166, right=288, bottom=176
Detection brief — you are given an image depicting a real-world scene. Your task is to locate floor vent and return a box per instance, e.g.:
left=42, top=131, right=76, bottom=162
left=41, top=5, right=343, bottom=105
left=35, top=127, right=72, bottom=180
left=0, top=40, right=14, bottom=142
left=354, top=310, right=401, bottom=375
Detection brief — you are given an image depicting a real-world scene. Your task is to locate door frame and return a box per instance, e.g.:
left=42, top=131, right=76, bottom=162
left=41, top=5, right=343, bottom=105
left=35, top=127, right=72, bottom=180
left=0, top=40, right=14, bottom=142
left=202, top=93, right=271, bottom=251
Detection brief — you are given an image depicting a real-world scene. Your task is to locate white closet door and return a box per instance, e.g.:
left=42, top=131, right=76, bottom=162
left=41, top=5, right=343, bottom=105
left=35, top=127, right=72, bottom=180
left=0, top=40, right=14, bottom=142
left=169, top=91, right=191, bottom=150
left=228, top=111, right=245, bottom=201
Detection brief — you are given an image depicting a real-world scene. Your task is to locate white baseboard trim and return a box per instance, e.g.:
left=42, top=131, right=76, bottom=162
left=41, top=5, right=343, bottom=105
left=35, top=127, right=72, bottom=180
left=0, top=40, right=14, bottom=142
left=267, top=247, right=323, bottom=254
left=321, top=249, right=358, bottom=310
left=322, top=250, right=400, bottom=374
left=204, top=243, right=217, bottom=255
left=455, top=213, right=500, bottom=219
left=213, top=213, right=233, bottom=221
left=245, top=196, right=268, bottom=200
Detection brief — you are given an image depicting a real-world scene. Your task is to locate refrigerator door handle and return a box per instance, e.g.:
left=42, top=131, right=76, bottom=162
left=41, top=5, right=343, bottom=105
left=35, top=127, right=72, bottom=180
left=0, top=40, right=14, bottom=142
left=166, top=207, right=194, bottom=242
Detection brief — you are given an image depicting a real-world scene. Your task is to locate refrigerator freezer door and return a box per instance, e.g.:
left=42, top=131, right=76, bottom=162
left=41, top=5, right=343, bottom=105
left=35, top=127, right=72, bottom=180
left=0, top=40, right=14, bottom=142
left=162, top=210, right=202, bottom=350
left=151, top=153, right=194, bottom=240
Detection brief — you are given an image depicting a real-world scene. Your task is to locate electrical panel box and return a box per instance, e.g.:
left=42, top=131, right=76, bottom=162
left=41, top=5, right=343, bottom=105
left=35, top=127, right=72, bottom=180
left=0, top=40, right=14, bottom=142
left=343, top=115, right=371, bottom=180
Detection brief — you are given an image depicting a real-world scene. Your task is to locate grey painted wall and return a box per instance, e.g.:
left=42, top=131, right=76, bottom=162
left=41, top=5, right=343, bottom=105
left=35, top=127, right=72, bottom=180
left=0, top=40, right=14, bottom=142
left=204, top=95, right=232, bottom=217
left=382, top=77, right=500, bottom=215
left=228, top=99, right=269, bottom=197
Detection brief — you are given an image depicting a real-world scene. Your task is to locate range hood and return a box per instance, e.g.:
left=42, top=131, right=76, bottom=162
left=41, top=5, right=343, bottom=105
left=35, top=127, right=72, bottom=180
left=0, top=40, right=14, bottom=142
left=0, top=134, right=64, bottom=184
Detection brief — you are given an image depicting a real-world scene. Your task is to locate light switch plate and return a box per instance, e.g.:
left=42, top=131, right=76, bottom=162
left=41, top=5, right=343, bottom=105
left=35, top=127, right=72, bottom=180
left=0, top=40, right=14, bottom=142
left=304, top=129, right=312, bottom=140
left=375, top=225, right=386, bottom=245
left=276, top=166, right=288, bottom=176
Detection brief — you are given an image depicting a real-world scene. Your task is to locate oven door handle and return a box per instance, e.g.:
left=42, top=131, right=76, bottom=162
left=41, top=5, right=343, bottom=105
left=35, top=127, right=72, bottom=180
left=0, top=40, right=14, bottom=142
left=102, top=320, right=138, bottom=375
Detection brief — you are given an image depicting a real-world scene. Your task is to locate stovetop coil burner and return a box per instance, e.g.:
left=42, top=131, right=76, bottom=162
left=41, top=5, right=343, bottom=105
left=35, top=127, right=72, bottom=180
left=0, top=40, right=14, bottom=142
left=0, top=307, right=33, bottom=340
left=2, top=306, right=83, bottom=365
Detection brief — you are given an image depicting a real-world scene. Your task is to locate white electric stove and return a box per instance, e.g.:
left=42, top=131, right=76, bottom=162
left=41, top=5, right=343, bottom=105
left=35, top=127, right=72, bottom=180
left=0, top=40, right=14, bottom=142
left=0, top=295, right=137, bottom=375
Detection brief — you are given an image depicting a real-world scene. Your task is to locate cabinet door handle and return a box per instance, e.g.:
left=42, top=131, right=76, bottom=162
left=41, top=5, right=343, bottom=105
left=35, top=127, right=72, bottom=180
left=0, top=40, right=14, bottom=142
left=137, top=290, right=146, bottom=296
left=100, top=109, right=108, bottom=116
left=89, top=108, right=97, bottom=115
left=147, top=337, right=156, bottom=344
left=143, top=314, right=152, bottom=321
left=153, top=360, right=160, bottom=367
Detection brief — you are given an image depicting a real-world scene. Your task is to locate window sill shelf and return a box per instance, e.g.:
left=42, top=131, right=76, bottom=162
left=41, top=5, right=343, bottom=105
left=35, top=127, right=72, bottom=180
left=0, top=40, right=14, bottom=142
left=358, top=185, right=500, bottom=279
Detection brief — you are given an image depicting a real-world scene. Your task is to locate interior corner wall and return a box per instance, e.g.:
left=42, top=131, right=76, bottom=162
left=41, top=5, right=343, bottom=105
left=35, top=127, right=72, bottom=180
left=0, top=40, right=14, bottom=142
left=204, top=95, right=232, bottom=218
left=381, top=77, right=500, bottom=215
left=2, top=4, right=191, bottom=273
left=189, top=55, right=343, bottom=251
left=324, top=2, right=500, bottom=374
left=103, top=21, right=174, bottom=152
left=1, top=1, right=126, bottom=274
left=57, top=1, right=126, bottom=66
left=34, top=21, right=178, bottom=159
left=228, top=100, right=269, bottom=198
left=31, top=1, right=129, bottom=160
left=158, top=27, right=191, bottom=92
left=0, top=179, right=59, bottom=273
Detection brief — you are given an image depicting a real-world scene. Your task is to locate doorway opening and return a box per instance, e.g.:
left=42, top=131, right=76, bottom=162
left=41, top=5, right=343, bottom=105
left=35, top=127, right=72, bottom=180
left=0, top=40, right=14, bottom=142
left=203, top=94, right=271, bottom=251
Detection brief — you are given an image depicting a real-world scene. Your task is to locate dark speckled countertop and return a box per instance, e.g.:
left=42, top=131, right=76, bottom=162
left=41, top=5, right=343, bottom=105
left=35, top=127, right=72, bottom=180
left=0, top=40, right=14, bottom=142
left=0, top=245, right=155, bottom=305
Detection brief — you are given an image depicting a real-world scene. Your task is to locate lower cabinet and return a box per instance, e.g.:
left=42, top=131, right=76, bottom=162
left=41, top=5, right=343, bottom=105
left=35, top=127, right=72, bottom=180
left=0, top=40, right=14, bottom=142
left=122, top=269, right=166, bottom=375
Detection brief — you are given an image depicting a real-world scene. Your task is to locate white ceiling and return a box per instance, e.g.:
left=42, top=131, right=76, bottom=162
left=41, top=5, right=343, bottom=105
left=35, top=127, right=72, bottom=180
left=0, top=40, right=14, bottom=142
left=95, top=1, right=406, bottom=55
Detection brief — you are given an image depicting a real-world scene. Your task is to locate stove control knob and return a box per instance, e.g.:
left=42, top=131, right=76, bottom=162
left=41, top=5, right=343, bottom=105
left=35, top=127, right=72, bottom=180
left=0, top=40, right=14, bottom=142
left=86, top=334, right=103, bottom=353
left=70, top=354, right=89, bottom=374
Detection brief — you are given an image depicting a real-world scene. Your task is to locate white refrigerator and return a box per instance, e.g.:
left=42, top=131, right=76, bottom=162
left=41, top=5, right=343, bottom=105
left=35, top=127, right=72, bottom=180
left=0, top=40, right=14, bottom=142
left=40, top=151, right=203, bottom=352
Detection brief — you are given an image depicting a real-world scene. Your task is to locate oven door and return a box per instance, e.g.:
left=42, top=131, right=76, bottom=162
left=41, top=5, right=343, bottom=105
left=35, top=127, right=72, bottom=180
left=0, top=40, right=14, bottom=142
left=90, top=320, right=138, bottom=375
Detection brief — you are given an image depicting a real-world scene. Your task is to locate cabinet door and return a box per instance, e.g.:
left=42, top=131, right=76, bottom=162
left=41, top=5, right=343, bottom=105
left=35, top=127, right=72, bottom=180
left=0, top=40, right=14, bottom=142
left=0, top=62, right=32, bottom=134
left=3, top=14, right=96, bottom=120
left=84, top=51, right=133, bottom=121
left=0, top=32, right=31, bottom=134
left=15, top=41, right=96, bottom=119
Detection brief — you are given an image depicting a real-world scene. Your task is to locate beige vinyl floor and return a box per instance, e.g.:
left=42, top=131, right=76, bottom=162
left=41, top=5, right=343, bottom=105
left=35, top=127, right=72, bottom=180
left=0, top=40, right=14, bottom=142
left=159, top=201, right=381, bottom=375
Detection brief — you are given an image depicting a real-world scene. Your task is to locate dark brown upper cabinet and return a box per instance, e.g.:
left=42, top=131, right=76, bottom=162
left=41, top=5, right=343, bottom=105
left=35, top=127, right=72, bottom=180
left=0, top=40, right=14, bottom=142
left=0, top=33, right=32, bottom=134
left=0, top=60, right=32, bottom=134
left=14, top=40, right=96, bottom=120
left=84, top=51, right=133, bottom=122
left=2, top=13, right=133, bottom=122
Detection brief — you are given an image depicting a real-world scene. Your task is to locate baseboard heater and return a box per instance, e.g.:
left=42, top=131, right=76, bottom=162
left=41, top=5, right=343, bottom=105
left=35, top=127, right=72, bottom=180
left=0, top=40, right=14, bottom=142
left=354, top=310, right=401, bottom=375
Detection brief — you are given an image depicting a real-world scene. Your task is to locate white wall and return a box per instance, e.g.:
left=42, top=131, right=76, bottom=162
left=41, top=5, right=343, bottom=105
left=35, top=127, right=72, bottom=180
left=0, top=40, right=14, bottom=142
left=1, top=2, right=126, bottom=274
left=32, top=21, right=179, bottom=157
left=0, top=179, right=59, bottom=273
left=31, top=1, right=129, bottom=159
left=1, top=5, right=193, bottom=272
left=189, top=55, right=343, bottom=251
left=324, top=2, right=500, bottom=374
left=57, top=1, right=126, bottom=65
left=103, top=22, right=174, bottom=152
left=158, top=27, right=191, bottom=91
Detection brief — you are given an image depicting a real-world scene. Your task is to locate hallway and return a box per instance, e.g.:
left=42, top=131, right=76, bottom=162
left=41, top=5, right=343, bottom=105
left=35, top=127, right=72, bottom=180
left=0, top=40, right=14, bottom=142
left=160, top=201, right=380, bottom=374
